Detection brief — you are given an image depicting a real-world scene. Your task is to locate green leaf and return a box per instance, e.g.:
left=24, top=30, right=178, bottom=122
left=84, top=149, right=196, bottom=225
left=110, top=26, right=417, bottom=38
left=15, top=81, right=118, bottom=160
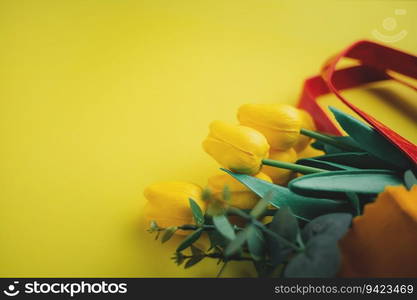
left=289, top=169, right=403, bottom=199
left=184, top=256, right=204, bottom=269
left=221, top=168, right=350, bottom=221
left=250, top=195, right=271, bottom=219
left=212, top=215, right=236, bottom=241
left=313, top=136, right=363, bottom=154
left=270, top=206, right=299, bottom=243
left=404, top=169, right=417, bottom=190
left=207, top=229, right=228, bottom=250
left=301, top=213, right=352, bottom=242
left=224, top=228, right=248, bottom=258
left=190, top=244, right=204, bottom=256
left=285, top=213, right=352, bottom=278
left=189, top=198, right=204, bottom=225
left=284, top=236, right=340, bottom=278
left=329, top=106, right=410, bottom=169
left=301, top=129, right=363, bottom=153
left=346, top=192, right=361, bottom=216
left=314, top=152, right=396, bottom=170
left=297, top=158, right=359, bottom=171
left=176, top=228, right=203, bottom=252
left=246, top=225, right=265, bottom=261
left=161, top=226, right=178, bottom=243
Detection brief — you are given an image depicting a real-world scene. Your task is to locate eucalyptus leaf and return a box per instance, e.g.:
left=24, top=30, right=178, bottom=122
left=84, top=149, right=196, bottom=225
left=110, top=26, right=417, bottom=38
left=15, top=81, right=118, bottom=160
left=289, top=169, right=403, bottom=199
left=221, top=168, right=350, bottom=221
left=301, top=213, right=352, bottom=242
left=189, top=198, right=204, bottom=225
left=297, top=158, right=359, bottom=171
left=190, top=245, right=204, bottom=256
left=224, top=228, right=248, bottom=258
left=176, top=228, right=203, bottom=252
left=404, top=169, right=417, bottom=190
left=207, top=230, right=228, bottom=250
left=250, top=196, right=271, bottom=219
left=184, top=256, right=205, bottom=269
left=161, top=226, right=178, bottom=243
left=284, top=236, right=340, bottom=278
left=212, top=215, right=236, bottom=241
left=329, top=106, right=410, bottom=169
left=246, top=225, right=265, bottom=261
left=270, top=206, right=299, bottom=243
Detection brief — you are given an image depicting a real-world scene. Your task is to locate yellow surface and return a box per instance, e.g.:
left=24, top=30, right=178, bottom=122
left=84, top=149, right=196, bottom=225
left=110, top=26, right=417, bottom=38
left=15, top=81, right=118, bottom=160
left=0, top=0, right=416, bottom=277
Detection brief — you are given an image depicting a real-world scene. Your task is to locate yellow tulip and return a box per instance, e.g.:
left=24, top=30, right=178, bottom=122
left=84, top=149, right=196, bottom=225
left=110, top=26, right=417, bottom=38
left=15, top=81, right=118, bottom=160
left=143, top=181, right=205, bottom=235
left=293, top=109, right=316, bottom=153
left=207, top=172, right=272, bottom=210
left=202, top=120, right=269, bottom=175
left=339, top=185, right=417, bottom=277
left=297, top=144, right=325, bottom=159
left=261, top=148, right=298, bottom=185
left=237, top=103, right=302, bottom=151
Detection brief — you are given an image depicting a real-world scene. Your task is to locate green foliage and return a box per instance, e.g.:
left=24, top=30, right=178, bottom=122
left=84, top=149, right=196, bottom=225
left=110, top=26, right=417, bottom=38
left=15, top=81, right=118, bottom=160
left=284, top=235, right=340, bottom=278
left=161, top=226, right=178, bottom=243
left=189, top=198, right=204, bottom=225
left=246, top=225, right=265, bottom=261
left=176, top=228, right=203, bottom=252
left=212, top=215, right=236, bottom=241
left=224, top=228, right=248, bottom=258
left=404, top=169, right=417, bottom=190
left=249, top=196, right=270, bottom=219
left=221, top=168, right=350, bottom=221
left=284, top=213, right=352, bottom=278
left=329, top=106, right=410, bottom=169
left=313, top=152, right=395, bottom=170
left=301, top=213, right=352, bottom=242
left=289, top=169, right=403, bottom=199
left=270, top=206, right=299, bottom=244
left=207, top=229, right=228, bottom=250
left=297, top=158, right=359, bottom=171
left=346, top=192, right=361, bottom=216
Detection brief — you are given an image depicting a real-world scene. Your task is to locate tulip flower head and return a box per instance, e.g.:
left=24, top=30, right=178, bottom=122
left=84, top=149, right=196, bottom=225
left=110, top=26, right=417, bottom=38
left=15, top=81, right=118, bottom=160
left=293, top=109, right=316, bottom=153
left=237, top=103, right=302, bottom=151
left=143, top=181, right=205, bottom=235
left=202, top=120, right=270, bottom=175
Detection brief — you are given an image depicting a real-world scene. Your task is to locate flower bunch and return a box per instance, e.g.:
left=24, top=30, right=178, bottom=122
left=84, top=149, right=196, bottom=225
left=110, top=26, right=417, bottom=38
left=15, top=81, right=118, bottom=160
left=144, top=103, right=416, bottom=277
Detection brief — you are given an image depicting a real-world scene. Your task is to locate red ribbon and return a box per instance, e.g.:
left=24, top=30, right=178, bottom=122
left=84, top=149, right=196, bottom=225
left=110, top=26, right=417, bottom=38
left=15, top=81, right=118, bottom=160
left=298, top=40, right=417, bottom=167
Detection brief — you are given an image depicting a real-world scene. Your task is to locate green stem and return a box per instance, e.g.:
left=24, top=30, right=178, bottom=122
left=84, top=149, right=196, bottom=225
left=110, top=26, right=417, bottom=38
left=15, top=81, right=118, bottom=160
left=300, top=128, right=362, bottom=152
left=262, top=158, right=325, bottom=174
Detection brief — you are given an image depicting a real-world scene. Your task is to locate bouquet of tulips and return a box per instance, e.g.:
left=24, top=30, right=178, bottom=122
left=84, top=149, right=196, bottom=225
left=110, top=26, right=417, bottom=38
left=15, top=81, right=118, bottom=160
left=144, top=103, right=417, bottom=277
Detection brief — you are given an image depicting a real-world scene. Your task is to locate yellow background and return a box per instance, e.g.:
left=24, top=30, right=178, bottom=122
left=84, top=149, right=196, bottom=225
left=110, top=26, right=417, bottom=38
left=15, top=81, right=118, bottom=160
left=1, top=0, right=416, bottom=277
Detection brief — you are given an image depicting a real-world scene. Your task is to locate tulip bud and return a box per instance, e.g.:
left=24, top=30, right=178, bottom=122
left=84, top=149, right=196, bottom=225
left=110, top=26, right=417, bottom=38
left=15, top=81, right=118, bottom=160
left=202, top=120, right=269, bottom=175
left=297, top=144, right=325, bottom=159
left=261, top=148, right=297, bottom=185
left=143, top=181, right=205, bottom=235
left=293, top=109, right=316, bottom=153
left=207, top=172, right=272, bottom=210
left=237, top=103, right=302, bottom=151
